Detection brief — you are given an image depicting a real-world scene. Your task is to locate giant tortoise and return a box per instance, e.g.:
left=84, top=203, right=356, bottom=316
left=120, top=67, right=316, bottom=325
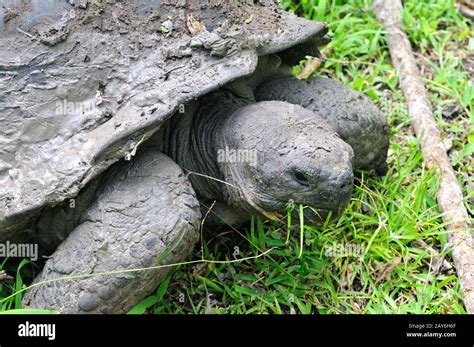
left=0, top=0, right=389, bottom=313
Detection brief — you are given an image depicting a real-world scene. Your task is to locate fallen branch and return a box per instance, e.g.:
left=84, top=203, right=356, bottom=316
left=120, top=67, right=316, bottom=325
left=373, top=0, right=474, bottom=313
left=0, top=270, right=13, bottom=282
left=456, top=0, right=474, bottom=19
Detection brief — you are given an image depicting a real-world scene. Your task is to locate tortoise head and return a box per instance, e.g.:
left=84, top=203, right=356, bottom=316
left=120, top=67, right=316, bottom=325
left=219, top=101, right=354, bottom=224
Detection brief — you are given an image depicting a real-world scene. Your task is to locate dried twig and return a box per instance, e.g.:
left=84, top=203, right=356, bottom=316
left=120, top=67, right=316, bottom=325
left=373, top=0, right=474, bottom=313
left=0, top=270, right=13, bottom=282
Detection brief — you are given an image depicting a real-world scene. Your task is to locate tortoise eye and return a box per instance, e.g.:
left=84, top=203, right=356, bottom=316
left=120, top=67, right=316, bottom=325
left=292, top=169, right=310, bottom=187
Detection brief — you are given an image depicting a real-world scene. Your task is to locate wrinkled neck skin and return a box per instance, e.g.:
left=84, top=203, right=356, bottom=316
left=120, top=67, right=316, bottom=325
left=163, top=90, right=256, bottom=217
left=162, top=55, right=296, bottom=219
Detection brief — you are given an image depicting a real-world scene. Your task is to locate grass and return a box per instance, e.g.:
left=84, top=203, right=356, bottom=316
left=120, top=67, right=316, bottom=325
left=1, top=0, right=472, bottom=314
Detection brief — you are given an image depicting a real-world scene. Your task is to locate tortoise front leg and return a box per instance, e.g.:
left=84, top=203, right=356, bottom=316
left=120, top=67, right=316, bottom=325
left=23, top=149, right=201, bottom=313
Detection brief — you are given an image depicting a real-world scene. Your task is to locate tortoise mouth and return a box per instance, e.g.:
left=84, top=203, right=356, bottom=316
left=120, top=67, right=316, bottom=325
left=254, top=198, right=349, bottom=226
left=291, top=207, right=334, bottom=225
left=287, top=206, right=328, bottom=225
left=276, top=192, right=352, bottom=225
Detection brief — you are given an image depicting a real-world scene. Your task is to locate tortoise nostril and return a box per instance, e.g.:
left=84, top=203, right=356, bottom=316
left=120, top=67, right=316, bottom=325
left=338, top=171, right=354, bottom=191
left=293, top=170, right=310, bottom=187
